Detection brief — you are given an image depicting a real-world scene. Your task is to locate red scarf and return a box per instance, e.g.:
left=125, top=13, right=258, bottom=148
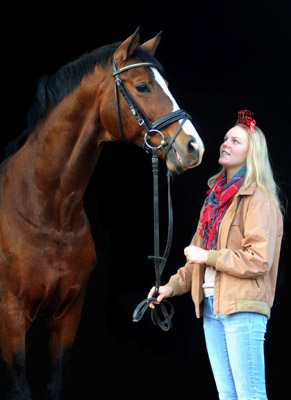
left=199, top=167, right=246, bottom=253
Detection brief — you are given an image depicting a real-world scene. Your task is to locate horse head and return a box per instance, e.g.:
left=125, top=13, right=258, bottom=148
left=101, top=28, right=204, bottom=172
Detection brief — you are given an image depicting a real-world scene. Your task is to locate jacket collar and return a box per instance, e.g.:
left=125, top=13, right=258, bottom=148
left=239, top=181, right=256, bottom=196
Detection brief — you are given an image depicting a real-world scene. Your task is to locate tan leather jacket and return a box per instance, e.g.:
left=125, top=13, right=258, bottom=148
left=167, top=183, right=283, bottom=318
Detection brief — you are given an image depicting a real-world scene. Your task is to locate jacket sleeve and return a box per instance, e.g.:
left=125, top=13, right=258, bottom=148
left=212, top=196, right=283, bottom=278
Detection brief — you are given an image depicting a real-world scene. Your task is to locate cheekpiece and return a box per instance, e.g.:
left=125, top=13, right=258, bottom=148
left=237, top=109, right=256, bottom=133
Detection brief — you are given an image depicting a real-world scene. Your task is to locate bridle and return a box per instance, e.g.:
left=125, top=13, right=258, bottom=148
left=111, top=56, right=191, bottom=155
left=111, top=56, right=192, bottom=331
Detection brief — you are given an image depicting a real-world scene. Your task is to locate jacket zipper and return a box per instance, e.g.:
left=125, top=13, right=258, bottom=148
left=215, top=196, right=241, bottom=317
left=215, top=271, right=221, bottom=318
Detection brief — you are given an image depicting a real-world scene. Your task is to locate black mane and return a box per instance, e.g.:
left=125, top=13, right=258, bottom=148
left=4, top=43, right=163, bottom=158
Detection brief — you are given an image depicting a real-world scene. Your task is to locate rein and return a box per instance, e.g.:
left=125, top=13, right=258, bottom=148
left=111, top=56, right=191, bottom=331
left=132, top=147, right=175, bottom=331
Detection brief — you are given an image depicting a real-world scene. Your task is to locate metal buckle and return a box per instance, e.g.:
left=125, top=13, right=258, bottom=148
left=144, top=129, right=165, bottom=150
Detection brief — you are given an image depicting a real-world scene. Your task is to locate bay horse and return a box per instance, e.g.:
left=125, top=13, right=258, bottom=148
left=0, top=29, right=204, bottom=399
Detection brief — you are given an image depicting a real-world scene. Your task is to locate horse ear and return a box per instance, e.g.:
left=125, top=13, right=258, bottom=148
left=141, top=31, right=162, bottom=55
left=113, top=27, right=140, bottom=67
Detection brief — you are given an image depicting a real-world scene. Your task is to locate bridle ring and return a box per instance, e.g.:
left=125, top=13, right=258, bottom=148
left=144, top=129, right=165, bottom=150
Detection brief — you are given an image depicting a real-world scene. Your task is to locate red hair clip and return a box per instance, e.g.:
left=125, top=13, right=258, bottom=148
left=237, top=109, right=256, bottom=133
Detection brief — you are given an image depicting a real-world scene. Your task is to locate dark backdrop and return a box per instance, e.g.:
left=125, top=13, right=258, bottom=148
left=1, top=1, right=290, bottom=398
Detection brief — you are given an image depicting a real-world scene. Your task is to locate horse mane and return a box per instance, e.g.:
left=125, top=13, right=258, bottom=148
left=4, top=43, right=163, bottom=159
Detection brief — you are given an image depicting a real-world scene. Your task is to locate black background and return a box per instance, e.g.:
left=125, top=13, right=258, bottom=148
left=1, top=0, right=290, bottom=398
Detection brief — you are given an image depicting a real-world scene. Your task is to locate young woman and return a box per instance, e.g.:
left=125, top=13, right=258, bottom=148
left=148, top=110, right=284, bottom=400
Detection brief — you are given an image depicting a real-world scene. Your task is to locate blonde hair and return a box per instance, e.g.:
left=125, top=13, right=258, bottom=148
left=208, top=124, right=283, bottom=211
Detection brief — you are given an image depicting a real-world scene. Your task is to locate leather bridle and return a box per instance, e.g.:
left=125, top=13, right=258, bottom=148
left=111, top=56, right=192, bottom=331
left=111, top=56, right=191, bottom=156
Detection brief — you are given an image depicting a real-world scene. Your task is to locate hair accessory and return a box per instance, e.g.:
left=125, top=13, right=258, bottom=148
left=237, top=109, right=256, bottom=133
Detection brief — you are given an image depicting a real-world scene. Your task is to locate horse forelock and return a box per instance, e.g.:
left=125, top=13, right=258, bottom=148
left=3, top=42, right=163, bottom=160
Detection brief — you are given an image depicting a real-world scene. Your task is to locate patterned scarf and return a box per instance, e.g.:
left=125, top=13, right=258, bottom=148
left=199, top=166, right=246, bottom=253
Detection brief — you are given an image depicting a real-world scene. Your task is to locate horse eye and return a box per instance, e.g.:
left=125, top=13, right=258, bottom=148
left=135, top=83, right=151, bottom=93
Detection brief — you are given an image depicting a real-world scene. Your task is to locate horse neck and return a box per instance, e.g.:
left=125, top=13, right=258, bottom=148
left=10, top=71, right=112, bottom=230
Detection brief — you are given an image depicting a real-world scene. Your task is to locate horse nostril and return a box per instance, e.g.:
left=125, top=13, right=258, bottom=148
left=188, top=140, right=198, bottom=154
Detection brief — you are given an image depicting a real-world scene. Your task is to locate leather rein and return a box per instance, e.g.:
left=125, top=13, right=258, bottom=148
left=111, top=56, right=191, bottom=331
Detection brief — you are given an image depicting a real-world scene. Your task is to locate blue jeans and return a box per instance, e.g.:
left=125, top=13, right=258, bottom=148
left=203, top=297, right=268, bottom=400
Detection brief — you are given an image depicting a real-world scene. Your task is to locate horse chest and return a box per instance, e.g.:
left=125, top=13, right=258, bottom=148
left=12, top=228, right=97, bottom=294
left=42, top=233, right=96, bottom=274
left=24, top=236, right=96, bottom=320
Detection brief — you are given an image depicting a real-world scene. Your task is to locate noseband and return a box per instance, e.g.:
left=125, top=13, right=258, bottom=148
left=111, top=56, right=191, bottom=155
left=111, top=56, right=193, bottom=331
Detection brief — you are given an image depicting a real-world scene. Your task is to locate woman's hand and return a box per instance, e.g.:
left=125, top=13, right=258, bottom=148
left=147, top=285, right=173, bottom=309
left=184, top=245, right=208, bottom=264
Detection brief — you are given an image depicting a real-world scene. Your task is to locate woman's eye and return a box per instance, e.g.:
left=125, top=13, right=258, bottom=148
left=135, top=83, right=151, bottom=93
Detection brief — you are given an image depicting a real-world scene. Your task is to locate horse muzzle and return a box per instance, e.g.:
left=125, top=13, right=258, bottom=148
left=165, top=138, right=204, bottom=172
left=143, top=120, right=204, bottom=172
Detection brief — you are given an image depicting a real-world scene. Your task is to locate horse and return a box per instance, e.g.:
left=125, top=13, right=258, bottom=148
left=0, top=28, right=204, bottom=399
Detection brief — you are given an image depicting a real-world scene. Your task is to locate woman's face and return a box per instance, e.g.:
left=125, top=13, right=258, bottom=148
left=219, top=126, right=249, bottom=176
